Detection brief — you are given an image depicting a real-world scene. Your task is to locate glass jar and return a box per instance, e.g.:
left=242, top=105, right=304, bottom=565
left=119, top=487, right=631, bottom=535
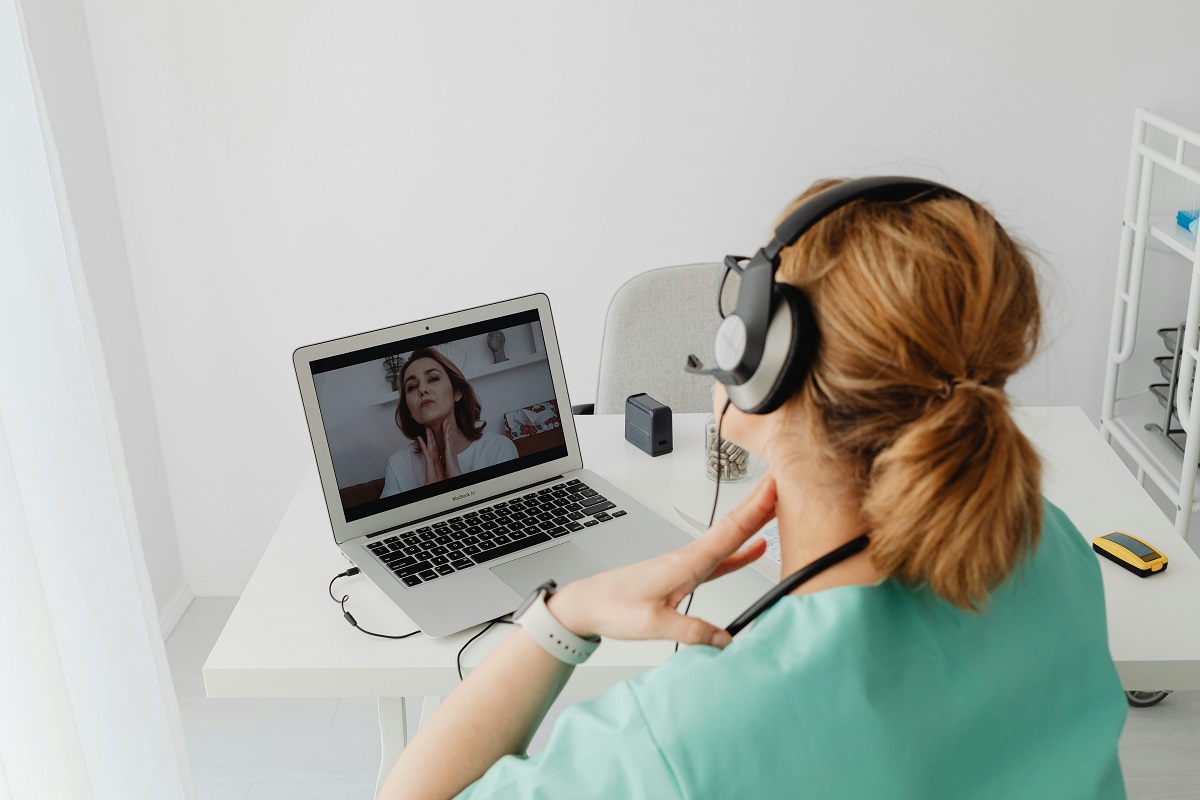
left=704, top=413, right=751, bottom=483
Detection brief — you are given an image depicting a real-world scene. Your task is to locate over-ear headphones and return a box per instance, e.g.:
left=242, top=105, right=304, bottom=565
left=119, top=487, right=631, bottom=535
left=686, top=176, right=964, bottom=414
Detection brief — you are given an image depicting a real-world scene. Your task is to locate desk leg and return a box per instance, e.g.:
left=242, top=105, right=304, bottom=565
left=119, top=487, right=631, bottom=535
left=375, top=697, right=445, bottom=798
left=376, top=697, right=408, bottom=797
left=418, top=695, right=441, bottom=727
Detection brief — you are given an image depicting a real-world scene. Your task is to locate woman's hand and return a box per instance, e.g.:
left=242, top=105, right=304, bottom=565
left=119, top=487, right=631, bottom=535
left=441, top=418, right=463, bottom=479
left=547, top=475, right=776, bottom=649
left=417, top=429, right=444, bottom=485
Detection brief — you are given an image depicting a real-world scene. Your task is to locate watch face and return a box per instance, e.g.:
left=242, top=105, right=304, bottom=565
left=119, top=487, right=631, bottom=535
left=514, top=579, right=557, bottom=619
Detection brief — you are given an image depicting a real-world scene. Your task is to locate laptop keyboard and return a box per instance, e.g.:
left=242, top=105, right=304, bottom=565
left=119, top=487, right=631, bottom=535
left=363, top=478, right=627, bottom=588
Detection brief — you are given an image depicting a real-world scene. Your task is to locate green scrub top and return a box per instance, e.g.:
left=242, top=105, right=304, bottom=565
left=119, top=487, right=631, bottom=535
left=456, top=499, right=1127, bottom=799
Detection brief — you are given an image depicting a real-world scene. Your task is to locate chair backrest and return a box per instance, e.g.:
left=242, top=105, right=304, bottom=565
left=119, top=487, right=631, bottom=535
left=594, top=263, right=737, bottom=414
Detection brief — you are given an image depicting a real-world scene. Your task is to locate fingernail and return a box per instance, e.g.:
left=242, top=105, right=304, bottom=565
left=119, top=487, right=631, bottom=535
left=710, top=631, right=732, bottom=648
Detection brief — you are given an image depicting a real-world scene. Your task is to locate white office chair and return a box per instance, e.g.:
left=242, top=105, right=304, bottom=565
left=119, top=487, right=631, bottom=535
left=575, top=263, right=738, bottom=415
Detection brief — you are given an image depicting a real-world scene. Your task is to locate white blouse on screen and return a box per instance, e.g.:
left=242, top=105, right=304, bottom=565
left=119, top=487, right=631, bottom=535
left=380, top=430, right=518, bottom=498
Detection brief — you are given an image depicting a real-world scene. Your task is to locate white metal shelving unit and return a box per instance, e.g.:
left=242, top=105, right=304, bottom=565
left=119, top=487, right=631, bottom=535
left=1101, top=109, right=1200, bottom=542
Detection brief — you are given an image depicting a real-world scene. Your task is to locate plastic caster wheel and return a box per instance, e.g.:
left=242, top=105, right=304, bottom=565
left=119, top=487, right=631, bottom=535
left=1125, top=690, right=1171, bottom=708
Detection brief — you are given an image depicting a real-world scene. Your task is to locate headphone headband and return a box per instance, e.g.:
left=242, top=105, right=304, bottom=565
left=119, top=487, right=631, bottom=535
left=765, top=176, right=956, bottom=261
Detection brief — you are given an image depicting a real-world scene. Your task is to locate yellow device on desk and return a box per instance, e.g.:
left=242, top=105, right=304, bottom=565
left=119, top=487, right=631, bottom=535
left=1092, top=532, right=1168, bottom=577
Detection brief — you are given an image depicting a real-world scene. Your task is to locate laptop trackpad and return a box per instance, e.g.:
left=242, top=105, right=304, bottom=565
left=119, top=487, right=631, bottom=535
left=490, top=543, right=606, bottom=599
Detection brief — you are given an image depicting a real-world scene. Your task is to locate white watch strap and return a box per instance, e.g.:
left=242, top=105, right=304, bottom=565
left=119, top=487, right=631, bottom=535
left=517, top=592, right=600, bottom=666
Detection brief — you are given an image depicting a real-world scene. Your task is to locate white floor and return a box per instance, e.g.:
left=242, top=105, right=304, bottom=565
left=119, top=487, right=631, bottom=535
left=168, top=598, right=1200, bottom=800
left=168, top=598, right=377, bottom=800
left=167, top=598, right=576, bottom=800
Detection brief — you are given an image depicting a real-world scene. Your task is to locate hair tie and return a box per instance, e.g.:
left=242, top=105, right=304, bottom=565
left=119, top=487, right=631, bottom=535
left=930, top=376, right=992, bottom=407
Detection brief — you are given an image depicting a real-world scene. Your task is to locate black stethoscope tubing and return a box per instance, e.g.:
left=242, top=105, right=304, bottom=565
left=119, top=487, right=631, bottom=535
left=725, top=532, right=871, bottom=637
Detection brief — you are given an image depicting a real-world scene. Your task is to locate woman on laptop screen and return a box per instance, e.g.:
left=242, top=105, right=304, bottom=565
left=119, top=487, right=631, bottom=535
left=380, top=179, right=1125, bottom=799
left=380, top=347, right=517, bottom=497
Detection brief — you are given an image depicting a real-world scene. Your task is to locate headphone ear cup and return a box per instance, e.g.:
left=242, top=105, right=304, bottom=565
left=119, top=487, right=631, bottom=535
left=749, top=284, right=819, bottom=415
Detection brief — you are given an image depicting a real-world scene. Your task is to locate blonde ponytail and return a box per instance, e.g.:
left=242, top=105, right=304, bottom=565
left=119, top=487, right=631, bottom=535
left=775, top=179, right=1043, bottom=610
left=863, top=384, right=1041, bottom=610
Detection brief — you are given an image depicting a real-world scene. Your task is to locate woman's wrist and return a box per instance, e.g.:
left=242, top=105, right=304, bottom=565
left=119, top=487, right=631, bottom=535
left=545, top=583, right=598, bottom=640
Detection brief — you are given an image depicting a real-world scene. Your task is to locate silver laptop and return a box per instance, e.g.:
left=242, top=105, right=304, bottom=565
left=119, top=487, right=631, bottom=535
left=293, top=293, right=693, bottom=637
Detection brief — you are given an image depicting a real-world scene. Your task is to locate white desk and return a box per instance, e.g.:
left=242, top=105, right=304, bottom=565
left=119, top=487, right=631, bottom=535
left=205, top=408, right=1200, bottom=790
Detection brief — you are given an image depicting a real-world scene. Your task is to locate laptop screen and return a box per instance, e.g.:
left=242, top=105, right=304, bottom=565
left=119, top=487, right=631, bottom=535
left=309, top=308, right=568, bottom=523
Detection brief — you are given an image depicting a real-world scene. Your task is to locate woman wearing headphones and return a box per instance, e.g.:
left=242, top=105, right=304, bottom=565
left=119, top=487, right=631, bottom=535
left=380, top=179, right=1126, bottom=799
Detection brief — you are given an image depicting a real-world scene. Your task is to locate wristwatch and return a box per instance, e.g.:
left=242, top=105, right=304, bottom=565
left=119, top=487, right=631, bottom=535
left=512, top=579, right=601, bottom=666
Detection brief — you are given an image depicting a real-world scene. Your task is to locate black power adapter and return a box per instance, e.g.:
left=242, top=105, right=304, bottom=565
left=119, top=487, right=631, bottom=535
left=625, top=393, right=673, bottom=456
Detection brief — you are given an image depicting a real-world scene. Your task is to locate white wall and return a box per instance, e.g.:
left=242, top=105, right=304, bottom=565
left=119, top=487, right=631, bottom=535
left=75, top=0, right=1200, bottom=593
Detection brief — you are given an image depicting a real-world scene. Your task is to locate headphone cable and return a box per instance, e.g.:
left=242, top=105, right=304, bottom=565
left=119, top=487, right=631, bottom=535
left=675, top=396, right=732, bottom=653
